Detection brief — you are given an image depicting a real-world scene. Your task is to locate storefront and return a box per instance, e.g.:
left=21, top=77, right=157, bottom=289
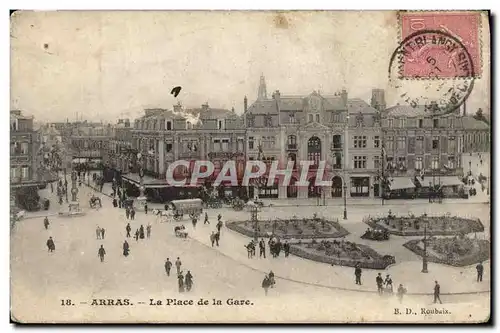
left=350, top=177, right=370, bottom=197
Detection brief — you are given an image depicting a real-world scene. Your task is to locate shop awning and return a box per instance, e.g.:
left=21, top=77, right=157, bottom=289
left=388, top=177, right=415, bottom=191
left=438, top=176, right=464, bottom=187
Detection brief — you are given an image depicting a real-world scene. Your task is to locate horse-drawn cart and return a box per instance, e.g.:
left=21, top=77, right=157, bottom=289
left=89, top=195, right=102, bottom=209
left=174, top=225, right=188, bottom=238
left=169, top=199, right=203, bottom=221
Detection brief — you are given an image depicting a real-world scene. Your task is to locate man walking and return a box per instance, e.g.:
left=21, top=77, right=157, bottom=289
left=354, top=264, right=362, bottom=285
left=376, top=273, right=384, bottom=295
left=126, top=223, right=131, bottom=238
left=146, top=224, right=152, bottom=239
left=96, top=226, right=101, bottom=240
left=101, top=227, right=106, bottom=240
left=98, top=245, right=106, bottom=262
left=204, top=212, right=210, bottom=225
left=434, top=281, right=442, bottom=304
left=259, top=239, right=266, bottom=258
left=476, top=262, right=484, bottom=282
left=165, top=258, right=173, bottom=276
left=214, top=230, right=220, bottom=247
left=175, top=257, right=182, bottom=275
left=283, top=241, right=290, bottom=257
left=144, top=203, right=148, bottom=215
left=46, top=237, right=55, bottom=252
left=43, top=217, right=50, bottom=230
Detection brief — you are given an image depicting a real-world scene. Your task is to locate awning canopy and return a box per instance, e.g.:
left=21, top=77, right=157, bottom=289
left=388, top=177, right=415, bottom=191
left=438, top=176, right=464, bottom=187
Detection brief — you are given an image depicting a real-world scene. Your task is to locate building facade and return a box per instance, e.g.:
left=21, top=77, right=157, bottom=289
left=63, top=123, right=111, bottom=168
left=462, top=116, right=490, bottom=153
left=103, top=119, right=133, bottom=176
left=126, top=103, right=246, bottom=201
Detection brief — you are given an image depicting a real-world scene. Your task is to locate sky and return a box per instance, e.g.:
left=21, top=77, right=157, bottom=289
left=10, top=11, right=490, bottom=123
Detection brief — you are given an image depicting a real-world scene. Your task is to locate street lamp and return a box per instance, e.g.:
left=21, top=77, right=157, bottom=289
left=421, top=219, right=429, bottom=273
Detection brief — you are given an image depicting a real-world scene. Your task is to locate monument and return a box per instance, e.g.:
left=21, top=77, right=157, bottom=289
left=136, top=153, right=147, bottom=211
left=59, top=170, right=85, bottom=217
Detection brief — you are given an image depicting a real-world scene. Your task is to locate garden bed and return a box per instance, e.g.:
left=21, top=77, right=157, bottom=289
left=403, top=237, right=490, bottom=267
left=226, top=216, right=349, bottom=239
left=290, top=239, right=395, bottom=269
left=364, top=214, right=484, bottom=237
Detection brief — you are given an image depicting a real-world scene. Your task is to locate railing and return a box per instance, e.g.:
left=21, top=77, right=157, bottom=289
left=287, top=143, right=297, bottom=150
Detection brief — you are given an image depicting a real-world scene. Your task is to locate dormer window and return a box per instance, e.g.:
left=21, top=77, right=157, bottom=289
left=289, top=113, right=295, bottom=124
left=186, top=121, right=193, bottom=130
left=166, top=120, right=172, bottom=131
left=218, top=119, right=224, bottom=130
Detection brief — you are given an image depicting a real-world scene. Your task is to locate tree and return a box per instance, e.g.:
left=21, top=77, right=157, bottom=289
left=474, top=108, right=489, bottom=125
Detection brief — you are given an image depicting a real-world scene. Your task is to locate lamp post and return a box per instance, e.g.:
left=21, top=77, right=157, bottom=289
left=343, top=113, right=349, bottom=220
left=421, top=219, right=429, bottom=273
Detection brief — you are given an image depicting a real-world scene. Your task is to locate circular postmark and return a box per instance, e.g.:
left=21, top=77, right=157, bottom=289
left=388, top=29, right=475, bottom=116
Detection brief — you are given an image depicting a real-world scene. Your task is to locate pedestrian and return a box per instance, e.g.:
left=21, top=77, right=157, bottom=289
left=46, top=237, right=55, bottom=252
left=131, top=209, right=136, bottom=220
left=178, top=272, right=185, bottom=293
left=123, top=240, right=130, bottom=257
left=43, top=216, right=50, bottom=230
left=135, top=229, right=139, bottom=242
left=125, top=208, right=130, bottom=219
left=96, top=226, right=101, bottom=240
left=262, top=275, right=271, bottom=296
left=165, top=258, right=172, bottom=276
left=215, top=231, right=220, bottom=247
left=175, top=257, right=182, bottom=274
left=476, top=262, right=484, bottom=282
left=144, top=203, right=148, bottom=215
left=146, top=224, right=151, bottom=239
left=376, top=273, right=384, bottom=295
left=268, top=271, right=275, bottom=288
left=50, top=182, right=54, bottom=193
left=217, top=213, right=222, bottom=222
left=259, top=239, right=266, bottom=258
left=354, top=264, right=362, bottom=285
left=139, top=225, right=145, bottom=239
left=283, top=241, right=290, bottom=257
left=112, top=198, right=117, bottom=208
left=185, top=270, right=193, bottom=292
left=118, top=199, right=122, bottom=208
left=204, top=212, right=209, bottom=224
left=216, top=220, right=223, bottom=233
left=433, top=281, right=442, bottom=304
left=192, top=216, right=197, bottom=229
left=126, top=223, right=131, bottom=238
left=210, top=232, right=216, bottom=247
left=385, top=274, right=393, bottom=293
left=98, top=245, right=106, bottom=262
left=101, top=227, right=106, bottom=239
left=397, top=284, right=407, bottom=303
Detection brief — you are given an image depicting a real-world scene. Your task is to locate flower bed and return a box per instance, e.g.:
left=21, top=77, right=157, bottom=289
left=364, top=214, right=484, bottom=236
left=290, top=239, right=395, bottom=269
left=226, top=217, right=349, bottom=239
left=403, top=237, right=490, bottom=267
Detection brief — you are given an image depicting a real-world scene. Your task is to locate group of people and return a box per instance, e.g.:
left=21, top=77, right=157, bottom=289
left=164, top=257, right=194, bottom=292
left=207, top=213, right=224, bottom=247
left=95, top=226, right=106, bottom=239
left=261, top=270, right=276, bottom=296
left=125, top=223, right=152, bottom=242
left=245, top=237, right=291, bottom=259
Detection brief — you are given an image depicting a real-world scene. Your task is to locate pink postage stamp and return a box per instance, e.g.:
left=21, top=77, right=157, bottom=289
left=399, top=11, right=481, bottom=78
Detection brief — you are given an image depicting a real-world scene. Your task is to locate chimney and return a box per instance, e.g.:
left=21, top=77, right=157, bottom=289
left=201, top=102, right=209, bottom=111
left=173, top=102, right=182, bottom=113
left=244, top=96, right=248, bottom=113
left=340, top=89, right=348, bottom=108
left=371, top=89, right=386, bottom=112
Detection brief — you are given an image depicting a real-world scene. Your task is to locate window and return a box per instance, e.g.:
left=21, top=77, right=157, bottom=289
left=431, top=156, right=440, bottom=170
left=262, top=136, right=275, bottom=149
left=433, top=118, right=439, bottom=128
left=213, top=139, right=221, bottom=152
left=308, top=114, right=313, bottom=123
left=397, top=156, right=406, bottom=169
left=399, top=118, right=406, bottom=128
left=416, top=136, right=424, bottom=151
left=397, top=137, right=406, bottom=150
left=186, top=121, right=193, bottom=130
left=449, top=117, right=454, bottom=128
left=418, top=119, right=423, bottom=128
left=166, top=143, right=173, bottom=153
left=386, top=156, right=394, bottom=169
left=289, top=113, right=295, bottom=124
left=415, top=156, right=423, bottom=170
left=249, top=137, right=254, bottom=150
left=221, top=138, right=229, bottom=152
left=332, top=135, right=342, bottom=149
left=447, top=156, right=455, bottom=169
left=166, top=121, right=172, bottom=131
left=448, top=136, right=456, bottom=153
left=374, top=156, right=381, bottom=169
left=315, top=114, right=320, bottom=122
left=388, top=119, right=394, bottom=127
left=386, top=136, right=394, bottom=151
left=374, top=136, right=380, bottom=148
left=354, top=156, right=367, bottom=169
left=10, top=142, right=18, bottom=154
left=432, top=136, right=439, bottom=150
left=237, top=138, right=244, bottom=151
left=218, top=120, right=224, bottom=130
left=333, top=113, right=342, bottom=123
left=353, top=136, right=367, bottom=148
left=10, top=167, right=17, bottom=179
left=21, top=166, right=29, bottom=179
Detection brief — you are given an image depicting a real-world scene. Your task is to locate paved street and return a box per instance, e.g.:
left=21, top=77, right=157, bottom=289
left=11, top=171, right=490, bottom=322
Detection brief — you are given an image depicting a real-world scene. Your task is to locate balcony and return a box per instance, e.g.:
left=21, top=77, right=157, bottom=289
left=287, top=143, right=297, bottom=150
left=332, top=164, right=342, bottom=170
